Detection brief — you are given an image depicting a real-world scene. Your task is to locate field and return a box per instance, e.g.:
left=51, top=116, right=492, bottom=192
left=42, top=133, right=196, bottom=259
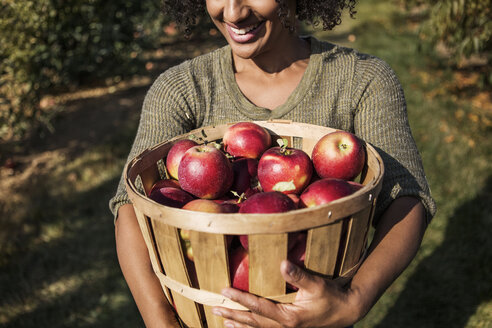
left=1, top=0, right=491, bottom=327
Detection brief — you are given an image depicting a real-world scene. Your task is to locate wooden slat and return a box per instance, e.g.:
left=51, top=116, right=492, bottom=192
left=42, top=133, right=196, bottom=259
left=189, top=231, right=230, bottom=328
left=132, top=206, right=172, bottom=302
left=249, top=233, right=287, bottom=296
left=151, top=219, right=203, bottom=327
left=360, top=150, right=379, bottom=186
left=301, top=137, right=318, bottom=157
left=339, top=205, right=372, bottom=276
left=305, top=222, right=343, bottom=278
left=366, top=197, right=378, bottom=237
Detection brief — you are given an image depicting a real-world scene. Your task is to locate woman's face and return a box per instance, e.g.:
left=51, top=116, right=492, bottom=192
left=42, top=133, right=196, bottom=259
left=206, top=0, right=295, bottom=60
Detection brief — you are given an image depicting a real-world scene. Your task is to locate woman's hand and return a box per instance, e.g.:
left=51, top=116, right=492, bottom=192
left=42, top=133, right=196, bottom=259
left=212, top=260, right=362, bottom=328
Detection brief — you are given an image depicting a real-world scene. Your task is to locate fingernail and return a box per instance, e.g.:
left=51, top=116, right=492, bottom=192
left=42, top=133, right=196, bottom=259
left=224, top=320, right=235, bottom=328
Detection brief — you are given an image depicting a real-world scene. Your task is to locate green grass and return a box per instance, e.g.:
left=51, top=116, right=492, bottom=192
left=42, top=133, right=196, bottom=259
left=1, top=0, right=491, bottom=327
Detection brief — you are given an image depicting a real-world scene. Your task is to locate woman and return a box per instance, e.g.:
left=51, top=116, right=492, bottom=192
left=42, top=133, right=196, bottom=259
left=110, top=0, right=436, bottom=327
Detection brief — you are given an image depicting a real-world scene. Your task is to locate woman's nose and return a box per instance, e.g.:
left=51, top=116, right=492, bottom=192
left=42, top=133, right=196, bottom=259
left=223, top=0, right=250, bottom=24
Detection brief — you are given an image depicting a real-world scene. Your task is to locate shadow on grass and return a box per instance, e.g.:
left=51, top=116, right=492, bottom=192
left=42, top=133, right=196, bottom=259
left=0, top=175, right=144, bottom=328
left=374, top=176, right=492, bottom=328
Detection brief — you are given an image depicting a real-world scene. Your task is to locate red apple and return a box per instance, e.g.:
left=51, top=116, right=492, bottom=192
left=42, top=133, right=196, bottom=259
left=223, top=122, right=271, bottom=159
left=220, top=201, right=241, bottom=213
left=182, top=199, right=226, bottom=213
left=166, top=139, right=199, bottom=180
left=239, top=191, right=296, bottom=214
left=299, top=178, right=354, bottom=208
left=244, top=186, right=261, bottom=198
left=312, top=131, right=366, bottom=181
left=148, top=178, right=181, bottom=195
left=213, top=196, right=244, bottom=213
left=287, top=193, right=300, bottom=209
left=231, top=158, right=259, bottom=195
left=238, top=191, right=296, bottom=250
left=229, top=247, right=249, bottom=292
left=258, top=146, right=313, bottom=195
left=148, top=187, right=194, bottom=208
left=181, top=199, right=233, bottom=261
left=347, top=181, right=364, bottom=192
left=178, top=145, right=233, bottom=199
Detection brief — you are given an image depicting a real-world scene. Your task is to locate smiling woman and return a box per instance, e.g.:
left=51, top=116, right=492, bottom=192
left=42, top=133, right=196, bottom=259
left=110, top=0, right=436, bottom=327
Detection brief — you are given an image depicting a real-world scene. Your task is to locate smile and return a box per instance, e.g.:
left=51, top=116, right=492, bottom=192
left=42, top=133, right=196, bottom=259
left=226, top=21, right=265, bottom=43
left=229, top=22, right=262, bottom=35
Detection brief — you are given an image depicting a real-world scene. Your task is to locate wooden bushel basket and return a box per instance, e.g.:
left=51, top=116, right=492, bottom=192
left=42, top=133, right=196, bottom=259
left=124, top=121, right=384, bottom=328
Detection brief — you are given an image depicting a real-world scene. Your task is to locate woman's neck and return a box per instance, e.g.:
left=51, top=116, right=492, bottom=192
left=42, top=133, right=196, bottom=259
left=231, top=36, right=311, bottom=110
left=232, top=35, right=310, bottom=75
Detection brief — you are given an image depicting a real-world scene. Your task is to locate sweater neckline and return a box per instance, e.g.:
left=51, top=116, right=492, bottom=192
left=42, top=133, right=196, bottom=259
left=220, top=36, right=324, bottom=120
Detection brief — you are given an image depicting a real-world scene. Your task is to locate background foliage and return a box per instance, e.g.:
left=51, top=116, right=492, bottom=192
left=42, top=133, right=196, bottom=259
left=405, top=0, right=491, bottom=85
left=0, top=0, right=167, bottom=140
left=1, top=0, right=490, bottom=141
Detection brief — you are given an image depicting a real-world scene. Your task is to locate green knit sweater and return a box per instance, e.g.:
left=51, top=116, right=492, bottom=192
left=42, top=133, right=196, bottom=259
left=109, top=36, right=436, bottom=224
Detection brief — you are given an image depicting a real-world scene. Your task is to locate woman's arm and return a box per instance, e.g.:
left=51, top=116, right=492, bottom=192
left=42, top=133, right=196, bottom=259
left=115, top=204, right=181, bottom=328
left=211, top=196, right=427, bottom=328
left=350, top=196, right=426, bottom=320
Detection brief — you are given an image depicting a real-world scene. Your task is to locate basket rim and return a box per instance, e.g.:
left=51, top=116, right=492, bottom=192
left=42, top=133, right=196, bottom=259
left=124, top=121, right=384, bottom=234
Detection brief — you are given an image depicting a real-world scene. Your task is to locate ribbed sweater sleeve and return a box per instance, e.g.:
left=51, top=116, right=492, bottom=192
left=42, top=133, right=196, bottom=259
left=109, top=63, right=198, bottom=218
left=352, top=56, right=435, bottom=223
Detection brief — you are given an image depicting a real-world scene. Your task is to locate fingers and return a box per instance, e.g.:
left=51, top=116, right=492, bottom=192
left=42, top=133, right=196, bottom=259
left=211, top=262, right=329, bottom=327
left=213, top=288, right=294, bottom=327
left=280, top=260, right=324, bottom=294
left=212, top=307, right=264, bottom=328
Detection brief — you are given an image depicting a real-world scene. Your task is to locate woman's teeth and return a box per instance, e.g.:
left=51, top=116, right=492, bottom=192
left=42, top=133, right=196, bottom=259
left=230, top=23, right=260, bottom=35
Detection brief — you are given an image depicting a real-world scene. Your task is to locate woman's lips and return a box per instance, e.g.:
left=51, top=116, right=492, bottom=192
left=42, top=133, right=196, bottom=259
left=225, top=21, right=265, bottom=43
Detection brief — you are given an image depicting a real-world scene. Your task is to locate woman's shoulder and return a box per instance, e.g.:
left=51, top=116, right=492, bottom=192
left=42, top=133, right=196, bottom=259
left=310, top=36, right=397, bottom=79
left=150, top=45, right=229, bottom=91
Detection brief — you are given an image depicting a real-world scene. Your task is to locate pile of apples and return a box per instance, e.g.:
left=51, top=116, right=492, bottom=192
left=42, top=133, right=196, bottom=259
left=147, top=122, right=366, bottom=292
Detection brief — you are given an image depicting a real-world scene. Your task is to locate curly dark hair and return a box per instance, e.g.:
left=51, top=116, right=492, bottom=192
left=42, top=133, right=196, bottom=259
left=162, top=0, right=357, bottom=35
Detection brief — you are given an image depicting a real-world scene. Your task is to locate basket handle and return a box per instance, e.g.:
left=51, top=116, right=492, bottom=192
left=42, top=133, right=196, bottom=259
left=155, top=270, right=250, bottom=311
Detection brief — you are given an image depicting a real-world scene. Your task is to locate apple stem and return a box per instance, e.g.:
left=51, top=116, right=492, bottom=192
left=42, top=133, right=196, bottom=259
left=277, top=138, right=289, bottom=153
left=209, top=141, right=222, bottom=150
left=238, top=192, right=246, bottom=203
left=230, top=191, right=247, bottom=203
left=224, top=152, right=234, bottom=160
